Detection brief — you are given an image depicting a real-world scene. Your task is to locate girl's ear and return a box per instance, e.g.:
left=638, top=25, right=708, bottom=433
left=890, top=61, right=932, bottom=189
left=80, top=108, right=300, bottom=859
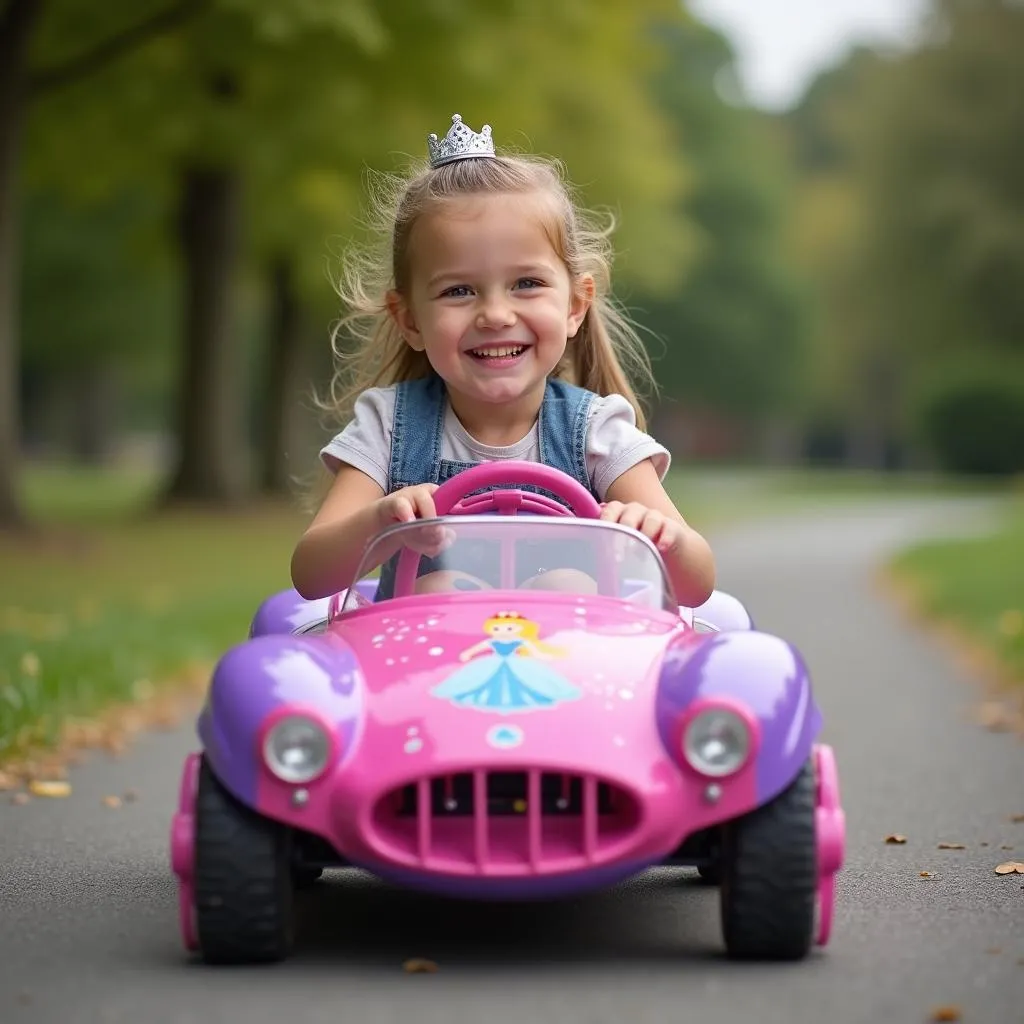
left=386, top=289, right=425, bottom=350
left=567, top=274, right=595, bottom=339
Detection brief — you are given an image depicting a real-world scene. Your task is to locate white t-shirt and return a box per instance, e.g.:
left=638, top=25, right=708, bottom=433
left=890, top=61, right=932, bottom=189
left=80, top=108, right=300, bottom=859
left=320, top=385, right=670, bottom=501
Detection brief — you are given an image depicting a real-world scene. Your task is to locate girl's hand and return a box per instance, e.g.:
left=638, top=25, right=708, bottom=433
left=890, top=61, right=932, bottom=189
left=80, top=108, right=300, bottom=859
left=376, top=484, right=452, bottom=556
left=599, top=500, right=687, bottom=556
left=376, top=483, right=439, bottom=528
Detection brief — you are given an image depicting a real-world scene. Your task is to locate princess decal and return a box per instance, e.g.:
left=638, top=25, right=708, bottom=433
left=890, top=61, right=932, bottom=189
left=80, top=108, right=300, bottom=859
left=431, top=612, right=581, bottom=714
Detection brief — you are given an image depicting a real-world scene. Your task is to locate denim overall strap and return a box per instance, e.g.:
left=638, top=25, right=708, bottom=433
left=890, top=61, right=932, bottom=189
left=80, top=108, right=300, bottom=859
left=388, top=375, right=447, bottom=490
left=535, top=377, right=596, bottom=496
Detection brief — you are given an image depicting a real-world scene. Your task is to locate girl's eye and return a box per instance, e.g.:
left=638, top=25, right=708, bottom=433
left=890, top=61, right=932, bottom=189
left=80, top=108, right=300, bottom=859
left=441, top=285, right=473, bottom=298
left=514, top=278, right=543, bottom=290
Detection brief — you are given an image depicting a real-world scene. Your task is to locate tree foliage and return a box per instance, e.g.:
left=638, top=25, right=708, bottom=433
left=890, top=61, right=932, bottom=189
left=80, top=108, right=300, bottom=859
left=784, top=0, right=1024, bottom=465
left=15, top=0, right=700, bottom=503
left=632, top=18, right=806, bottom=424
left=855, top=0, right=1024, bottom=361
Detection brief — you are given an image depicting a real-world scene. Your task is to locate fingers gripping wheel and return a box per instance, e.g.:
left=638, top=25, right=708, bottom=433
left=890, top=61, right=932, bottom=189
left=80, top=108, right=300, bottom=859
left=395, top=462, right=602, bottom=594
left=431, top=461, right=603, bottom=518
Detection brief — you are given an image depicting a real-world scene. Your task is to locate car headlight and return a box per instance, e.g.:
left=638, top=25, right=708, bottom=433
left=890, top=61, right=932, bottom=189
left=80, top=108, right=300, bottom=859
left=262, top=714, right=332, bottom=784
left=682, top=707, right=751, bottom=777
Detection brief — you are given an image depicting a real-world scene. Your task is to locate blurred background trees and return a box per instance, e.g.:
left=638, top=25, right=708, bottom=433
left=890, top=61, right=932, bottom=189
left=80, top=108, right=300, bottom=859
left=2, top=0, right=1022, bottom=529
left=784, top=0, right=1024, bottom=473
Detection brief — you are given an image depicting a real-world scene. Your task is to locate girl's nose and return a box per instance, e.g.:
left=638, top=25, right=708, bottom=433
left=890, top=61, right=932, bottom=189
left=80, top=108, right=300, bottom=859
left=476, top=293, right=516, bottom=330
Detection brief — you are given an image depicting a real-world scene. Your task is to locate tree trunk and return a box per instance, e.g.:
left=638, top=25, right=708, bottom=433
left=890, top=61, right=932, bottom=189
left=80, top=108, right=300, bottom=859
left=163, top=166, right=246, bottom=504
left=846, top=351, right=897, bottom=470
left=759, top=416, right=803, bottom=466
left=69, top=361, right=117, bottom=464
left=0, top=0, right=43, bottom=529
left=261, top=257, right=312, bottom=495
left=844, top=417, right=888, bottom=471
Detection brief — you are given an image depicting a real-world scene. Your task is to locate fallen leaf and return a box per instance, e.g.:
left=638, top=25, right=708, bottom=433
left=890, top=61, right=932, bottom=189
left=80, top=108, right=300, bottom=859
left=999, top=845, right=1014, bottom=851
left=929, top=1007, right=962, bottom=1022
left=10, top=793, right=29, bottom=806
left=885, top=834, right=908, bottom=844
left=980, top=842, right=990, bottom=847
left=102, top=795, right=122, bottom=809
left=101, top=734, right=128, bottom=756
left=402, top=958, right=438, bottom=974
left=994, top=862, right=1024, bottom=875
left=919, top=871, right=936, bottom=878
left=1010, top=814, right=1024, bottom=824
left=123, top=788, right=139, bottom=803
left=937, top=843, right=966, bottom=850
left=976, top=700, right=1016, bottom=731
left=985, top=946, right=1002, bottom=955
left=152, top=707, right=182, bottom=730
left=28, top=780, right=71, bottom=798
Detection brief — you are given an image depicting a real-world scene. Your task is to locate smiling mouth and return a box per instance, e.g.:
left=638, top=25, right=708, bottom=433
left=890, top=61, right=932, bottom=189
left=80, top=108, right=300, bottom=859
left=468, top=345, right=527, bottom=360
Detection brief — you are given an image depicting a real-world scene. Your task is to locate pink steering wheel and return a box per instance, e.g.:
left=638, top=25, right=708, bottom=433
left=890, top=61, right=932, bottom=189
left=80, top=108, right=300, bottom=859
left=393, top=461, right=604, bottom=596
left=432, top=461, right=602, bottom=517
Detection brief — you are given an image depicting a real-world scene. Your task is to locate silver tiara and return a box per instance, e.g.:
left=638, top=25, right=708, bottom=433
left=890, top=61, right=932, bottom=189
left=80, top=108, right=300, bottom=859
left=427, top=113, right=495, bottom=168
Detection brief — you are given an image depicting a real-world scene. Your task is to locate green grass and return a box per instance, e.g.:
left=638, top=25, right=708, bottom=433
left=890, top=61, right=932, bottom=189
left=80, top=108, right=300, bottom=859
left=888, top=493, right=1024, bottom=685
left=1, top=466, right=308, bottom=760
left=20, top=462, right=163, bottom=522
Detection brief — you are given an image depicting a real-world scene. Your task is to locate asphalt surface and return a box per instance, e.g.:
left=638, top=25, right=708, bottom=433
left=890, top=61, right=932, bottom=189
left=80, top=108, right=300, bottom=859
left=1, top=495, right=1021, bottom=1024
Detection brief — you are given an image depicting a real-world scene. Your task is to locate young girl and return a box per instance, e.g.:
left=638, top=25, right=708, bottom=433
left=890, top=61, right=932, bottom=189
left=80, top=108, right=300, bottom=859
left=291, top=113, right=715, bottom=607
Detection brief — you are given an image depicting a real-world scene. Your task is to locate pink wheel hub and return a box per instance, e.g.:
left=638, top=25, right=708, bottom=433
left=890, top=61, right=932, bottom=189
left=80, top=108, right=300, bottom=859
left=814, top=743, right=845, bottom=945
left=170, top=753, right=200, bottom=952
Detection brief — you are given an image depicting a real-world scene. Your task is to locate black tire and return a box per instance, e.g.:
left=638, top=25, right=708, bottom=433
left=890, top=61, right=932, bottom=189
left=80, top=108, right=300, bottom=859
left=719, top=759, right=817, bottom=961
left=697, top=862, right=722, bottom=885
left=193, top=758, right=295, bottom=964
left=696, top=827, right=724, bottom=884
left=292, top=866, right=323, bottom=889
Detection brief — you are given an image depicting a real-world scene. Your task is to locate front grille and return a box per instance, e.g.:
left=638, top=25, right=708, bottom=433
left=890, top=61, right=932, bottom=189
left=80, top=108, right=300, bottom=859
left=370, top=770, right=641, bottom=873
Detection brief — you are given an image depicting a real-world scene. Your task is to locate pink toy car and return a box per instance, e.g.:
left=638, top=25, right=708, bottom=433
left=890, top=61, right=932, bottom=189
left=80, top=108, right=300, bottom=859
left=170, top=463, right=845, bottom=964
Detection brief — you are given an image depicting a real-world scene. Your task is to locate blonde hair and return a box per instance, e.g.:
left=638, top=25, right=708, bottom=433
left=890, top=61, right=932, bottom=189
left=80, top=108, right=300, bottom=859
left=324, top=152, right=655, bottom=431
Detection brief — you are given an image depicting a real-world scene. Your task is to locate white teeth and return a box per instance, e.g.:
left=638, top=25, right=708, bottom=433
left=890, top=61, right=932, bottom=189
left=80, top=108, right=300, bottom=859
left=471, top=346, right=525, bottom=359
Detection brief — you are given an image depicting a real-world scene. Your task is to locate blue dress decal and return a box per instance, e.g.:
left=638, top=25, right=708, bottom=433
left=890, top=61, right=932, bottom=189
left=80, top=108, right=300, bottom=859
left=432, top=612, right=580, bottom=715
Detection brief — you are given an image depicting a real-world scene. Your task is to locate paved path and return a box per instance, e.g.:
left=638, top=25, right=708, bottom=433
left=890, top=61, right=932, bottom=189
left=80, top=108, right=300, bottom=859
left=1, top=496, right=1021, bottom=1024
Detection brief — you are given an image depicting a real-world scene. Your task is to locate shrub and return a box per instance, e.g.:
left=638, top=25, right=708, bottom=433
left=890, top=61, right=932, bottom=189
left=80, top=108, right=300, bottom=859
left=916, top=364, right=1024, bottom=477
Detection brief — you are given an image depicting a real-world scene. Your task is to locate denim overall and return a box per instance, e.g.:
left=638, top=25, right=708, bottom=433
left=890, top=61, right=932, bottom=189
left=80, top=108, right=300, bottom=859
left=375, top=374, right=600, bottom=599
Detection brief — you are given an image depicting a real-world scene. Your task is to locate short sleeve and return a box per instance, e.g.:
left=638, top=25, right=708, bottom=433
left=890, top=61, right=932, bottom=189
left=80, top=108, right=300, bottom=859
left=319, top=386, right=396, bottom=491
left=585, top=393, right=671, bottom=500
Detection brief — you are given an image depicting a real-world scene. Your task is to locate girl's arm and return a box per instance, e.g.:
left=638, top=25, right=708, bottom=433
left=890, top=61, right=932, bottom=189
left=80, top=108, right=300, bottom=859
left=290, top=466, right=438, bottom=600
left=602, top=460, right=716, bottom=608
left=291, top=467, right=387, bottom=600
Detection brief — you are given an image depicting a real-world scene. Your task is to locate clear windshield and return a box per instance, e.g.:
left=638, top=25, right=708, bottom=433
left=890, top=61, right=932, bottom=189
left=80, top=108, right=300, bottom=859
left=340, top=517, right=675, bottom=613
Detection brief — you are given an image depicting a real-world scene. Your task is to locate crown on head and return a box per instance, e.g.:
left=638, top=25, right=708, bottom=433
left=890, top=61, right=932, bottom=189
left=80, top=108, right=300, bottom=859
left=427, top=113, right=495, bottom=168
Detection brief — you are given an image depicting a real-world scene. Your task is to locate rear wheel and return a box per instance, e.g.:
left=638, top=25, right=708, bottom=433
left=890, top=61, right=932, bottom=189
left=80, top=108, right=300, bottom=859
left=193, top=759, right=295, bottom=964
left=292, top=865, right=324, bottom=889
left=696, top=827, right=723, bottom=884
left=719, top=760, right=817, bottom=960
left=697, top=862, right=722, bottom=885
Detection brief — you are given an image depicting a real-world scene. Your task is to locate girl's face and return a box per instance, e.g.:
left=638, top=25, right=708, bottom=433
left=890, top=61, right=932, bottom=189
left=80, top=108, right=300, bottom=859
left=388, top=192, right=593, bottom=428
